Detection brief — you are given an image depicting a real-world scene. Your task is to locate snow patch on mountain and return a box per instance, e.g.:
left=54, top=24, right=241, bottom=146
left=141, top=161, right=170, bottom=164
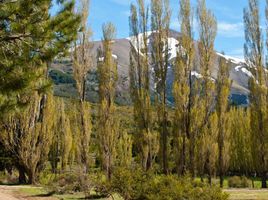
left=127, top=31, right=153, bottom=56
left=241, top=68, right=253, bottom=77
left=217, top=52, right=245, bottom=64
left=112, top=54, right=118, bottom=59
left=128, top=32, right=180, bottom=60
left=235, top=65, right=242, bottom=72
left=98, top=54, right=118, bottom=62
left=168, top=37, right=179, bottom=60
left=191, top=71, right=202, bottom=79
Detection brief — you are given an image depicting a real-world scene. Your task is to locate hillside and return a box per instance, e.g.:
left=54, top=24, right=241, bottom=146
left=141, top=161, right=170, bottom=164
left=50, top=30, right=250, bottom=105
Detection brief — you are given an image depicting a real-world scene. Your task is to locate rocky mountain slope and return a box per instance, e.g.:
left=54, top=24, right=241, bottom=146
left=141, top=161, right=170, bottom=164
left=50, top=30, right=250, bottom=106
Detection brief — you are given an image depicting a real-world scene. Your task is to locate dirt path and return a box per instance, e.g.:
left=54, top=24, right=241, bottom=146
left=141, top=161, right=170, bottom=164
left=0, top=185, right=27, bottom=200
left=0, top=185, right=56, bottom=200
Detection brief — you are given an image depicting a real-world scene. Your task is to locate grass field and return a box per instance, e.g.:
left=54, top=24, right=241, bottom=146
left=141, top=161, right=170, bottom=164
left=18, top=186, right=122, bottom=200
left=226, top=189, right=268, bottom=200
left=17, top=185, right=268, bottom=200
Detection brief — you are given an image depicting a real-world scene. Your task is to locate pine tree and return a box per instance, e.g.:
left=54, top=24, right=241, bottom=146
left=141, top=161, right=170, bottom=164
left=151, top=0, right=171, bottom=175
left=0, top=0, right=80, bottom=115
left=73, top=0, right=92, bottom=173
left=216, top=53, right=231, bottom=187
left=244, top=0, right=268, bottom=188
left=129, top=0, right=155, bottom=170
left=97, top=22, right=118, bottom=180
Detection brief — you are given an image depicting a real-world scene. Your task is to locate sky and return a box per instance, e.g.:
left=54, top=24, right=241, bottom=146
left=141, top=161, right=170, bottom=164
left=53, top=0, right=267, bottom=59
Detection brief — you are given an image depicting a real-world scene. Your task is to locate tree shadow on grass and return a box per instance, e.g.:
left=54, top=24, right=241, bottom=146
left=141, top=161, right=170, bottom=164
left=31, top=191, right=56, bottom=197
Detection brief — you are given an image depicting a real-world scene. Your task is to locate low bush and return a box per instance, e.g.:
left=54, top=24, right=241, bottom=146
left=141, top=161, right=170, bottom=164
left=108, top=167, right=229, bottom=200
left=228, top=176, right=251, bottom=188
left=47, top=171, right=92, bottom=195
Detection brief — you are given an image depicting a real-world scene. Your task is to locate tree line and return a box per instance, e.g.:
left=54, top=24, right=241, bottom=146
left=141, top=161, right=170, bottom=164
left=0, top=0, right=268, bottom=191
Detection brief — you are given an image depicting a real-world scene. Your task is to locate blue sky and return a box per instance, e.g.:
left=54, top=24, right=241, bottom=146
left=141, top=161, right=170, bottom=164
left=53, top=0, right=267, bottom=59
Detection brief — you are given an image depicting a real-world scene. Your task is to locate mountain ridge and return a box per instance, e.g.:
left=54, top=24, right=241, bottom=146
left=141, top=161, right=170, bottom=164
left=50, top=30, right=250, bottom=106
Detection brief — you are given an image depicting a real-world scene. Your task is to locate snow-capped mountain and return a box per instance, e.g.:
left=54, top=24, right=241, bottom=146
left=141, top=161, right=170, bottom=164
left=50, top=30, right=250, bottom=106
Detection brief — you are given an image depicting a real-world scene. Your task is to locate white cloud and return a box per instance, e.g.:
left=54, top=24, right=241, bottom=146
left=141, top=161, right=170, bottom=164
left=110, top=0, right=131, bottom=6
left=217, top=22, right=244, bottom=38
left=110, top=0, right=150, bottom=6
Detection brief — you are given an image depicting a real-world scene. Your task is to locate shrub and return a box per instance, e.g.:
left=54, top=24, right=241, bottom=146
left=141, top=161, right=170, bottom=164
left=47, top=171, right=92, bottom=195
left=108, top=167, right=151, bottom=200
left=108, top=167, right=228, bottom=200
left=228, top=176, right=251, bottom=188
left=146, top=175, right=228, bottom=200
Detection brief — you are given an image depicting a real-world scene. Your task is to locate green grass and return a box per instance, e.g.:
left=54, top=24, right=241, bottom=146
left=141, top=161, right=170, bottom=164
left=19, top=186, right=83, bottom=200
left=18, top=186, right=122, bottom=200
left=19, top=186, right=51, bottom=196
left=194, top=177, right=265, bottom=189
left=15, top=184, right=268, bottom=200
left=226, top=189, right=268, bottom=200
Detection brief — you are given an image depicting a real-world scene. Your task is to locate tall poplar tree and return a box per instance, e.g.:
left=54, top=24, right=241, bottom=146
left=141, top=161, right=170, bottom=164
left=173, top=0, right=199, bottom=176
left=197, top=0, right=217, bottom=184
left=73, top=0, right=92, bottom=173
left=97, top=22, right=118, bottom=180
left=129, top=0, right=154, bottom=170
left=216, top=54, right=231, bottom=187
left=229, top=108, right=252, bottom=175
left=0, top=92, right=56, bottom=184
left=244, top=0, right=268, bottom=188
left=151, top=0, right=171, bottom=175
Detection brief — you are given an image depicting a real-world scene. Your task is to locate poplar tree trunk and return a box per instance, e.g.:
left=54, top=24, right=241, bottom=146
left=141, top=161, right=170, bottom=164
left=262, top=172, right=267, bottom=188
left=189, top=136, right=195, bottom=177
left=219, top=137, right=224, bottom=187
left=180, top=133, right=186, bottom=175
left=28, top=169, right=37, bottom=185
left=162, top=112, right=168, bottom=175
left=18, top=166, right=27, bottom=184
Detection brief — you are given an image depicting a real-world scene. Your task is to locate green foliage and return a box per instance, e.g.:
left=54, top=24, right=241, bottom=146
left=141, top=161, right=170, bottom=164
left=109, top=167, right=228, bottom=200
left=0, top=0, right=80, bottom=115
left=244, top=0, right=268, bottom=188
left=229, top=108, right=252, bottom=174
left=151, top=0, right=171, bottom=175
left=216, top=54, right=231, bottom=186
left=97, top=22, right=118, bottom=179
left=49, top=70, right=75, bottom=85
left=228, top=176, right=251, bottom=188
left=129, top=0, right=155, bottom=171
left=109, top=167, right=150, bottom=200
left=1, top=93, right=56, bottom=184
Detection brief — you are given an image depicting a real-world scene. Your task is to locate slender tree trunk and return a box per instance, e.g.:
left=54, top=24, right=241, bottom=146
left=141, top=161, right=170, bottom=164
left=180, top=133, right=186, bottom=175
left=189, top=135, right=195, bottom=177
left=146, top=148, right=152, bottom=171
left=162, top=111, right=168, bottom=175
left=107, top=154, right=112, bottom=180
left=219, top=140, right=224, bottom=187
left=261, top=171, right=267, bottom=188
